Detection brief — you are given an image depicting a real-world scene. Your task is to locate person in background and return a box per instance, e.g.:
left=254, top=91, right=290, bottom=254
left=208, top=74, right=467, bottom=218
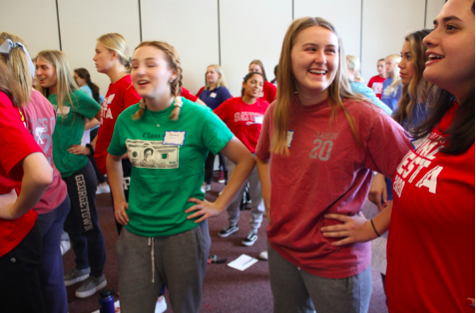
left=181, top=86, right=206, bottom=105
left=367, top=58, right=387, bottom=99
left=93, top=33, right=142, bottom=234
left=73, top=67, right=109, bottom=194
left=199, top=64, right=232, bottom=192
left=107, top=40, right=254, bottom=313
left=381, top=54, right=402, bottom=111
left=256, top=16, right=410, bottom=313
left=214, top=71, right=268, bottom=246
left=36, top=49, right=106, bottom=299
left=322, top=1, right=475, bottom=311
left=249, top=59, right=277, bottom=104
left=346, top=55, right=392, bottom=114
left=270, top=64, right=278, bottom=86
left=1, top=32, right=71, bottom=313
left=0, top=60, right=53, bottom=313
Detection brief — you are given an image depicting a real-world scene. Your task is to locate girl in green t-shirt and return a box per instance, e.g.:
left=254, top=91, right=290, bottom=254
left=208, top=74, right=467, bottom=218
left=107, top=41, right=255, bottom=313
left=36, top=50, right=107, bottom=299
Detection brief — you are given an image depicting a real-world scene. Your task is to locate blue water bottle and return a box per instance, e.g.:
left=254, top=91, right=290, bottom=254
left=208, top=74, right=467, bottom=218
left=98, top=289, right=115, bottom=313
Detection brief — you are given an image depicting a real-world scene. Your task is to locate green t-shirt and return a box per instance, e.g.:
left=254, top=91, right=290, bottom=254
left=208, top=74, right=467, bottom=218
left=49, top=89, right=102, bottom=177
left=108, top=98, right=233, bottom=237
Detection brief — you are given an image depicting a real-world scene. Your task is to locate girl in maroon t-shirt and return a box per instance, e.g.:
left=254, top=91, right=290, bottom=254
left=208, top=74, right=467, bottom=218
left=322, top=1, right=475, bottom=311
left=255, top=17, right=410, bottom=313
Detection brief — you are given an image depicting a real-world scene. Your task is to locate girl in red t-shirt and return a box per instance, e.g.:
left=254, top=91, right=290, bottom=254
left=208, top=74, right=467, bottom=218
left=214, top=72, right=269, bottom=246
left=323, top=1, right=475, bottom=311
left=93, top=33, right=142, bottom=234
left=249, top=59, right=277, bottom=104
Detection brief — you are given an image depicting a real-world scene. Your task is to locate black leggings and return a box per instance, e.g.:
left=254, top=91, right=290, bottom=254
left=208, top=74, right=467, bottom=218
left=63, top=160, right=106, bottom=278
left=204, top=152, right=227, bottom=184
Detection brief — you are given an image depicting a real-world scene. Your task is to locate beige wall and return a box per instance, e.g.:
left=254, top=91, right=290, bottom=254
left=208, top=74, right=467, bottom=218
left=0, top=0, right=445, bottom=96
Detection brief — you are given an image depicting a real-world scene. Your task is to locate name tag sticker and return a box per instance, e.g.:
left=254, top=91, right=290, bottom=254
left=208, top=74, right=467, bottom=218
left=106, top=94, right=115, bottom=105
left=254, top=116, right=264, bottom=124
left=163, top=131, right=186, bottom=146
left=57, top=106, right=71, bottom=115
left=210, top=92, right=217, bottom=98
left=287, top=130, right=294, bottom=148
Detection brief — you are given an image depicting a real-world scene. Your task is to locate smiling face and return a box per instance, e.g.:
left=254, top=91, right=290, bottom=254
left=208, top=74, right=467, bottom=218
left=131, top=45, right=176, bottom=100
left=36, top=57, right=57, bottom=91
left=243, top=73, right=264, bottom=99
left=423, top=0, right=475, bottom=100
left=206, top=66, right=219, bottom=84
left=377, top=60, right=386, bottom=76
left=398, top=41, right=415, bottom=85
left=291, top=25, right=339, bottom=104
left=93, top=41, right=115, bottom=74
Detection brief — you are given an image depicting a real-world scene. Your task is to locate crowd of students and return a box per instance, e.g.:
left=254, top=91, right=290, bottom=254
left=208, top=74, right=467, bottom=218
left=0, top=0, right=474, bottom=312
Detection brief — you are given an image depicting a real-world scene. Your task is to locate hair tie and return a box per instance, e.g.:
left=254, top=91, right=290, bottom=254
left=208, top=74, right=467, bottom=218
left=174, top=96, right=182, bottom=108
left=0, top=39, right=36, bottom=79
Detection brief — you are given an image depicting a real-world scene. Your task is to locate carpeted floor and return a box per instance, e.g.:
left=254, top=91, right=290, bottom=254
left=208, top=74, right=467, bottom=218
left=63, top=175, right=388, bottom=313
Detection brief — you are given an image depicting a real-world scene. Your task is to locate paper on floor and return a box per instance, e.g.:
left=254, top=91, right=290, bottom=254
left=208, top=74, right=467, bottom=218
left=227, top=254, right=258, bottom=271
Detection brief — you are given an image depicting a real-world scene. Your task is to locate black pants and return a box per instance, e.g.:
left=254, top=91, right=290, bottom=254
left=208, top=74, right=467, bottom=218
left=204, top=152, right=227, bottom=184
left=110, top=158, right=132, bottom=235
left=63, top=160, right=106, bottom=278
left=88, top=127, right=107, bottom=184
left=0, top=222, right=45, bottom=313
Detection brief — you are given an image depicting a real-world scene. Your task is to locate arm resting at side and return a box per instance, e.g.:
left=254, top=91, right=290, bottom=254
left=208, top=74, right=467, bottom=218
left=0, top=152, right=53, bottom=220
left=256, top=156, right=271, bottom=224
left=106, top=153, right=129, bottom=225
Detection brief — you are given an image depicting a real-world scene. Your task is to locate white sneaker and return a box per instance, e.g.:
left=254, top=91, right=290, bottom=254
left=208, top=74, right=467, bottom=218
left=96, top=183, right=110, bottom=194
left=259, top=251, right=268, bottom=260
left=155, top=296, right=167, bottom=313
left=200, top=183, right=211, bottom=193
left=60, top=239, right=71, bottom=256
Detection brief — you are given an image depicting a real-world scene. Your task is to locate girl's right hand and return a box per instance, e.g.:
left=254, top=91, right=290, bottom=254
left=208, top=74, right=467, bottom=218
left=368, top=173, right=389, bottom=211
left=114, top=201, right=129, bottom=225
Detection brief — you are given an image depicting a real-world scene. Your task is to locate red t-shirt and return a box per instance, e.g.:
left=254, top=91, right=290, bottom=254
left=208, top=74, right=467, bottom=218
left=260, top=81, right=277, bottom=104
left=256, top=97, right=411, bottom=278
left=95, top=75, right=141, bottom=174
left=0, top=91, right=41, bottom=258
left=181, top=87, right=198, bottom=102
left=387, top=103, right=475, bottom=313
left=213, top=97, right=269, bottom=153
left=367, top=75, right=386, bottom=99
left=21, top=90, right=67, bottom=214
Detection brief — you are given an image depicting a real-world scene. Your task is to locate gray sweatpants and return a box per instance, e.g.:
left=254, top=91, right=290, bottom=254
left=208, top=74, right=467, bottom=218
left=226, top=156, right=265, bottom=233
left=116, top=221, right=211, bottom=313
left=268, top=243, right=372, bottom=313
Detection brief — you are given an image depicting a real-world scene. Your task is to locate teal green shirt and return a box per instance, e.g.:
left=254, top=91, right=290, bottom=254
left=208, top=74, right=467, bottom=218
left=108, top=98, right=234, bottom=237
left=49, top=89, right=102, bottom=177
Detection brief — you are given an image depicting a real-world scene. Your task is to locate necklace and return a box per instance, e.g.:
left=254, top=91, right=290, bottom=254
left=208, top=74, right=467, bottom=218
left=147, top=108, right=160, bottom=127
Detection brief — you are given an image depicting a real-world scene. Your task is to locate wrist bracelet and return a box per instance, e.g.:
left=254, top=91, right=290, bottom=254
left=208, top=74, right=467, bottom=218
left=370, top=219, right=381, bottom=237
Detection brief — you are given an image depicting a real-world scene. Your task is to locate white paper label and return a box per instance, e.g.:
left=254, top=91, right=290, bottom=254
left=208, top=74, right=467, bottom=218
left=163, top=131, right=186, bottom=146
left=254, top=116, right=264, bottom=124
left=287, top=130, right=294, bottom=148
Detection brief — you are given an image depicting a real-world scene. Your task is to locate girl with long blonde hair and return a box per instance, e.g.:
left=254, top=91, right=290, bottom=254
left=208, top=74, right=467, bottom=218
left=93, top=33, right=142, bottom=234
left=107, top=41, right=254, bottom=313
left=36, top=50, right=107, bottom=299
left=255, top=17, right=411, bottom=312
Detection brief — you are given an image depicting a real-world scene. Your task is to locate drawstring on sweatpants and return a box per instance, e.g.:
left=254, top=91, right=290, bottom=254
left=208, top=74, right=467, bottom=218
left=148, top=237, right=155, bottom=283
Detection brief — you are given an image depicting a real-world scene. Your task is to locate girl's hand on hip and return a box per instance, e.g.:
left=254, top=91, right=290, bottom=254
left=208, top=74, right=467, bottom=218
left=186, top=198, right=223, bottom=223
left=321, top=211, right=375, bottom=246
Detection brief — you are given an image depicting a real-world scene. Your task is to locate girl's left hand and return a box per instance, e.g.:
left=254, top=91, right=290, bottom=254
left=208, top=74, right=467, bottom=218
left=321, top=212, right=375, bottom=246
left=68, top=145, right=90, bottom=156
left=467, top=298, right=475, bottom=307
left=186, top=198, right=224, bottom=223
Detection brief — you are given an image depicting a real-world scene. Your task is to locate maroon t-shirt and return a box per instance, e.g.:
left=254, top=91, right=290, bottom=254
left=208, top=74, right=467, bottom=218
left=0, top=91, right=41, bottom=257
left=21, top=90, right=67, bottom=214
left=256, top=96, right=411, bottom=278
left=214, top=97, right=269, bottom=153
left=387, top=103, right=475, bottom=312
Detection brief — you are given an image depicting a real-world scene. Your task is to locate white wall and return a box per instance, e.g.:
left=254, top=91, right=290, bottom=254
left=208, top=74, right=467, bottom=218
left=1, top=0, right=446, bottom=96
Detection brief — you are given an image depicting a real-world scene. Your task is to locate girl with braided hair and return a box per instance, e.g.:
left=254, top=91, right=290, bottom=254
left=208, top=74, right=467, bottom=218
left=107, top=41, right=254, bottom=313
